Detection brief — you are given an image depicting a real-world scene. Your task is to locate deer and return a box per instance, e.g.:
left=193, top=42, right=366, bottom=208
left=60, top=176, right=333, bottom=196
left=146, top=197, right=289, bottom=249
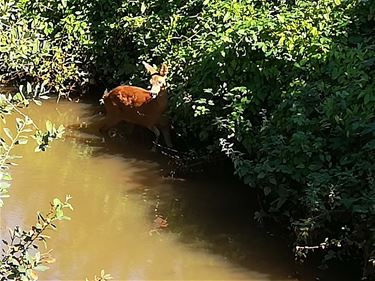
left=100, top=61, right=172, bottom=150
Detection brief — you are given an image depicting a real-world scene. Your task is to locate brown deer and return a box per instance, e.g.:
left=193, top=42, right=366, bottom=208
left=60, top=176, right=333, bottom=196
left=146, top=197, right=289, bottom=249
left=100, top=62, right=172, bottom=149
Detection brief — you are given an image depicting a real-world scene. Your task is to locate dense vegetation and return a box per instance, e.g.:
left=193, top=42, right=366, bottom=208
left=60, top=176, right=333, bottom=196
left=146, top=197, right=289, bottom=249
left=1, top=0, right=374, bottom=278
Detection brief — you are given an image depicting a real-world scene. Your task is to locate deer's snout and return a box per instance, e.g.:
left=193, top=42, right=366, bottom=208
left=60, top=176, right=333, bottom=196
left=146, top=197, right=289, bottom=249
left=150, top=85, right=161, bottom=96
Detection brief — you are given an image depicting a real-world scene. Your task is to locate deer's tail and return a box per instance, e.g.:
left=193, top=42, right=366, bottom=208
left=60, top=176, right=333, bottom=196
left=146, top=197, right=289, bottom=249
left=99, top=88, right=109, bottom=105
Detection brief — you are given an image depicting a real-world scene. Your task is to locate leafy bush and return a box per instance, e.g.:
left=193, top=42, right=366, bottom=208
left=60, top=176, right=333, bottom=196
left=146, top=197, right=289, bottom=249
left=0, top=0, right=90, bottom=99
left=86, top=270, right=113, bottom=281
left=0, top=0, right=374, bottom=278
left=85, top=0, right=374, bottom=276
left=1, top=196, right=73, bottom=281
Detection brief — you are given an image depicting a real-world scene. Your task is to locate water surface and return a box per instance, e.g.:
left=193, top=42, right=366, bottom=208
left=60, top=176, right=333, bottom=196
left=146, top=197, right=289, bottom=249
left=0, top=100, right=354, bottom=280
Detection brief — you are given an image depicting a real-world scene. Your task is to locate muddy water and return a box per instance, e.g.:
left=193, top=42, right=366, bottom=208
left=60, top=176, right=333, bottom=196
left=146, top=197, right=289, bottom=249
left=1, top=100, right=352, bottom=281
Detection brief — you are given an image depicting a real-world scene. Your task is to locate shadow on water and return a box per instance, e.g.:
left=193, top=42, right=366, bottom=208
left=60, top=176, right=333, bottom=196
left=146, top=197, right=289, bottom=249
left=0, top=98, right=358, bottom=280
left=62, top=99, right=359, bottom=281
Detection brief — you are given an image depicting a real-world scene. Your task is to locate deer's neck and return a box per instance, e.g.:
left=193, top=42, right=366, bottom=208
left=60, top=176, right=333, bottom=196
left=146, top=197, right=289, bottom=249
left=155, top=87, right=168, bottom=110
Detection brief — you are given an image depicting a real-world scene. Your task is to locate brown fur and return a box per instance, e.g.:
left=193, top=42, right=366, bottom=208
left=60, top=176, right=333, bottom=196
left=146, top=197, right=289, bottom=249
left=100, top=62, right=172, bottom=148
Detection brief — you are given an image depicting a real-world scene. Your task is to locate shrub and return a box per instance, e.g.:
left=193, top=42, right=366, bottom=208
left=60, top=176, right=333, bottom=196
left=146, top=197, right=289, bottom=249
left=94, top=0, right=374, bottom=276
left=1, top=0, right=374, bottom=277
left=0, top=197, right=73, bottom=281
left=0, top=0, right=90, bottom=100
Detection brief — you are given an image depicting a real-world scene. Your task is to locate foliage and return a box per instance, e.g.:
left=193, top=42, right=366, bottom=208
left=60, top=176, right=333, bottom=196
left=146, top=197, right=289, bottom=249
left=0, top=196, right=73, bottom=281
left=79, top=0, right=373, bottom=276
left=1, top=0, right=374, bottom=278
left=0, top=0, right=90, bottom=100
left=88, top=0, right=374, bottom=276
left=86, top=270, right=113, bottom=281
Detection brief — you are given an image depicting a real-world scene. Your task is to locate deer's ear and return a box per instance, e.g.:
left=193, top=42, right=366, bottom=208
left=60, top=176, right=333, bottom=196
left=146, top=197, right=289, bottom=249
left=142, top=61, right=158, bottom=75
left=159, top=63, right=169, bottom=77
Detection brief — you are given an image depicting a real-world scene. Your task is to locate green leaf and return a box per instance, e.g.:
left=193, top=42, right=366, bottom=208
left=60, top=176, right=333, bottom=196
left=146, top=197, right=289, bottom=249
left=34, top=265, right=49, bottom=272
left=33, top=100, right=42, bottom=106
left=15, top=118, right=24, bottom=131
left=0, top=172, right=12, bottom=181
left=364, top=93, right=372, bottom=105
left=223, top=12, right=230, bottom=22
left=0, top=181, right=11, bottom=189
left=264, top=186, right=272, bottom=196
left=52, top=198, right=62, bottom=207
left=24, top=116, right=33, bottom=125
left=269, top=177, right=277, bottom=185
left=257, top=172, right=265, bottom=179
left=15, top=139, right=28, bottom=145
left=140, top=3, right=146, bottom=14
left=3, top=128, right=13, bottom=141
left=46, top=120, right=53, bottom=132
left=278, top=35, right=285, bottom=46
left=26, top=82, right=32, bottom=94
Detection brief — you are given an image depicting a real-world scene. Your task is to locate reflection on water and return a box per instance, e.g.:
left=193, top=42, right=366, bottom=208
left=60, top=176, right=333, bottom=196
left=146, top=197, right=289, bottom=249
left=0, top=100, right=354, bottom=280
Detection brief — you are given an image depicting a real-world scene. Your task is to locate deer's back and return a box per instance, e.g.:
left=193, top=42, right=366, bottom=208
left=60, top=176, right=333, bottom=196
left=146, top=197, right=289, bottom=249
left=103, top=85, right=168, bottom=127
left=105, top=85, right=152, bottom=107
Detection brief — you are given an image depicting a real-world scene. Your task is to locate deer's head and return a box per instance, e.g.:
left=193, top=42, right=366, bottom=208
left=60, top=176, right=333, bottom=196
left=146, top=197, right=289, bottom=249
left=142, top=61, right=169, bottom=98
